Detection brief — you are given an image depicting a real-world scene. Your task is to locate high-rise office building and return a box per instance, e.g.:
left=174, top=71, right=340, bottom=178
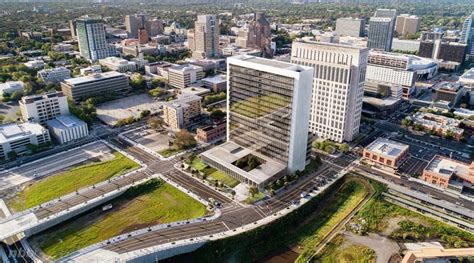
left=395, top=14, right=420, bottom=36
left=368, top=9, right=397, bottom=52
left=200, top=55, right=314, bottom=189
left=125, top=14, right=146, bottom=39
left=188, top=15, right=220, bottom=59
left=76, top=17, right=116, bottom=61
left=461, top=13, right=474, bottom=60
left=247, top=12, right=273, bottom=58
left=336, top=18, right=365, bottom=37
left=291, top=41, right=369, bottom=143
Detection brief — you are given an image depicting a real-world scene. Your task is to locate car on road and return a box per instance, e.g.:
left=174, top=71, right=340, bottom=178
left=300, top=191, right=309, bottom=198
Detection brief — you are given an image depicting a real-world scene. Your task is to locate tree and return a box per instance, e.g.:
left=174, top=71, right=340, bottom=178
left=338, top=143, right=349, bottom=153
left=7, top=151, right=17, bottom=160
left=10, top=90, right=24, bottom=101
left=249, top=186, right=258, bottom=197
left=149, top=87, right=166, bottom=97
left=150, top=78, right=167, bottom=89
left=210, top=109, right=226, bottom=120
left=174, top=130, right=196, bottom=149
left=140, top=110, right=151, bottom=119
left=130, top=75, right=146, bottom=91
left=148, top=117, right=164, bottom=130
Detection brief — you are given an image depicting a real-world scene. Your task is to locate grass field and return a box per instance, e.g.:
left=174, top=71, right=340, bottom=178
left=159, top=148, right=183, bottom=157
left=8, top=152, right=139, bottom=211
left=314, top=235, right=376, bottom=263
left=189, top=157, right=239, bottom=188
left=32, top=180, right=207, bottom=259
left=295, top=180, right=369, bottom=262
left=208, top=170, right=239, bottom=188
left=354, top=191, right=474, bottom=248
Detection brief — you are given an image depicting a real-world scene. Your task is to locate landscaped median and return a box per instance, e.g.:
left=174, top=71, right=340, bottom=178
left=29, top=179, right=207, bottom=260
left=8, top=151, right=140, bottom=211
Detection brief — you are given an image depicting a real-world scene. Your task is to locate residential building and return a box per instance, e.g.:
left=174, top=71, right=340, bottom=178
left=291, top=40, right=369, bottom=142
left=19, top=91, right=69, bottom=125
left=37, top=67, right=71, bottom=83
left=60, top=71, right=130, bottom=102
left=395, top=14, right=420, bottom=36
left=76, top=17, right=117, bottom=61
left=188, top=15, right=220, bottom=59
left=461, top=13, right=474, bottom=60
left=335, top=18, right=365, bottom=37
left=202, top=75, right=226, bottom=93
left=368, top=9, right=397, bottom=51
left=421, top=155, right=474, bottom=194
left=0, top=81, right=23, bottom=98
left=408, top=112, right=464, bottom=141
left=0, top=122, right=51, bottom=159
left=162, top=94, right=201, bottom=130
left=99, top=57, right=137, bottom=73
left=363, top=138, right=409, bottom=169
left=196, top=120, right=226, bottom=143
left=200, top=55, right=314, bottom=189
left=168, top=64, right=204, bottom=89
left=47, top=115, right=89, bottom=144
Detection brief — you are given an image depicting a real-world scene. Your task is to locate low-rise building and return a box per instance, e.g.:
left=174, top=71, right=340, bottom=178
left=47, top=115, right=89, bottom=144
left=162, top=94, right=202, bottom=130
left=421, top=155, right=474, bottom=194
left=202, top=75, right=226, bottom=93
left=99, top=57, right=137, bottom=73
left=0, top=122, right=51, bottom=159
left=196, top=120, right=226, bottom=143
left=0, top=81, right=24, bottom=98
left=402, top=242, right=474, bottom=263
left=432, top=82, right=464, bottom=108
left=23, top=60, right=44, bottom=70
left=80, top=65, right=102, bottom=76
left=37, top=67, right=71, bottom=83
left=363, top=138, right=409, bottom=170
left=19, top=91, right=69, bottom=125
left=61, top=71, right=130, bottom=102
left=458, top=67, right=474, bottom=92
left=168, top=64, right=204, bottom=89
left=408, top=112, right=464, bottom=141
left=145, top=61, right=174, bottom=79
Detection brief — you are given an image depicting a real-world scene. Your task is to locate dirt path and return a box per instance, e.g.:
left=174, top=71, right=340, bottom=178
left=343, top=231, right=399, bottom=263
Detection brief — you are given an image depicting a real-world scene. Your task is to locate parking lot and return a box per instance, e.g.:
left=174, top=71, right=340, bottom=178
left=398, top=156, right=428, bottom=177
left=124, top=128, right=174, bottom=152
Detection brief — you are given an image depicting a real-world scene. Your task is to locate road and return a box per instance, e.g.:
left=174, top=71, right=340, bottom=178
left=0, top=141, right=112, bottom=193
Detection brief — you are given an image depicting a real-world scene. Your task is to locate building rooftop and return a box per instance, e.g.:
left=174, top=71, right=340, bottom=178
left=435, top=82, right=463, bottom=93
left=47, top=115, right=86, bottom=130
left=202, top=75, right=226, bottom=84
left=459, top=68, right=474, bottom=83
left=163, top=94, right=201, bottom=110
left=63, top=71, right=125, bottom=85
left=200, top=141, right=286, bottom=185
left=180, top=86, right=211, bottom=97
left=0, top=81, right=24, bottom=91
left=229, top=55, right=314, bottom=73
left=425, top=155, right=473, bottom=183
left=21, top=91, right=64, bottom=104
left=0, top=122, right=47, bottom=144
left=168, top=64, right=203, bottom=73
left=366, top=138, right=409, bottom=159
left=99, top=57, right=136, bottom=66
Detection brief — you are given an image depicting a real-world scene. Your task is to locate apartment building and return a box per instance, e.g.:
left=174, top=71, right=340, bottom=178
left=0, top=122, right=51, bottom=159
left=76, top=16, right=117, bottom=61
left=37, top=67, right=71, bottom=83
left=19, top=91, right=70, bottom=125
left=162, top=94, right=202, bottom=130
left=291, top=40, right=369, bottom=142
left=60, top=71, right=130, bottom=102
left=168, top=64, right=204, bottom=89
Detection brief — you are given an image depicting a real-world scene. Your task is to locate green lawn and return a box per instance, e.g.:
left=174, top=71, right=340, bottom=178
left=209, top=170, right=240, bottom=188
left=296, top=181, right=369, bottom=262
left=245, top=191, right=266, bottom=204
left=8, top=152, right=139, bottom=211
left=314, top=235, right=376, bottom=263
left=32, top=180, right=207, bottom=259
left=189, top=157, right=240, bottom=188
left=159, top=148, right=183, bottom=157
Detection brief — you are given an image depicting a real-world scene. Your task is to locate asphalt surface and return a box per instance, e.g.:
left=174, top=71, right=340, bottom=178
left=0, top=141, right=111, bottom=193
